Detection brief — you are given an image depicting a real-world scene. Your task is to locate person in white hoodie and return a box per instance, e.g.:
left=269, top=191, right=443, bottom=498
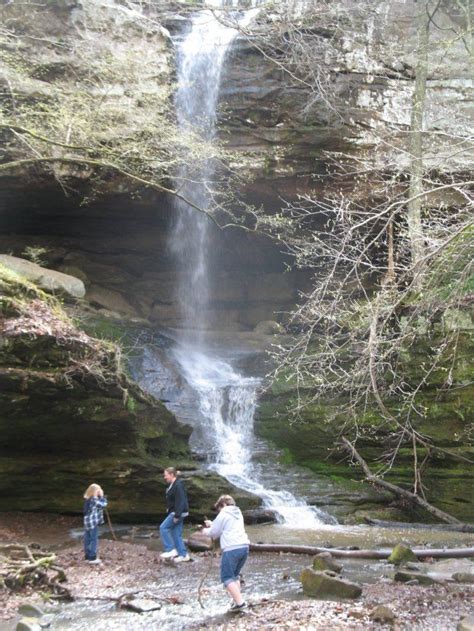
left=202, top=494, right=249, bottom=612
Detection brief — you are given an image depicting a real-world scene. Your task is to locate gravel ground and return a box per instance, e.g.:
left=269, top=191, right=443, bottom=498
left=1, top=513, right=473, bottom=630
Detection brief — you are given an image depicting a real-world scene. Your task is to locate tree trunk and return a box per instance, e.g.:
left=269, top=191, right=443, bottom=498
left=407, top=0, right=430, bottom=279
left=342, top=437, right=461, bottom=524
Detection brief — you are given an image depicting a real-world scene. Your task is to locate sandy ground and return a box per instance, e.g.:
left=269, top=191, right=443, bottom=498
left=1, top=513, right=473, bottom=630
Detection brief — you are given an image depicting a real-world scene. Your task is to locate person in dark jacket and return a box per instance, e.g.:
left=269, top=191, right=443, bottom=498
left=159, top=467, right=191, bottom=562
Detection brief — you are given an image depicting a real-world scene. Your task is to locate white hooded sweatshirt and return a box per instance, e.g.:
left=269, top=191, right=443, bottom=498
left=202, top=505, right=249, bottom=551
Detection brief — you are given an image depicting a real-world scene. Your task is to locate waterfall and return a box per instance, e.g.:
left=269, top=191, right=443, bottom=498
left=170, top=4, right=255, bottom=335
left=167, top=3, right=334, bottom=527
left=173, top=348, right=335, bottom=527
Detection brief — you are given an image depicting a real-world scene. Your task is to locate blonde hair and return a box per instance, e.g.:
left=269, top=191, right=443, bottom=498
left=84, top=483, right=102, bottom=499
left=164, top=467, right=181, bottom=477
left=214, top=495, right=236, bottom=511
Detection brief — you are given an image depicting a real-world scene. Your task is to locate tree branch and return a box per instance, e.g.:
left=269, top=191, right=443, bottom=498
left=0, top=157, right=221, bottom=223
left=341, top=437, right=461, bottom=524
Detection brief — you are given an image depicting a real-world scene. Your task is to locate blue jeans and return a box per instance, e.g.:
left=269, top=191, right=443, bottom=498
left=84, top=526, right=98, bottom=560
left=159, top=512, right=187, bottom=557
left=220, top=546, right=249, bottom=587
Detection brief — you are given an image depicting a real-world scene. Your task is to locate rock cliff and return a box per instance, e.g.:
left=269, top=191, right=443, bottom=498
left=0, top=263, right=259, bottom=519
left=219, top=1, right=472, bottom=201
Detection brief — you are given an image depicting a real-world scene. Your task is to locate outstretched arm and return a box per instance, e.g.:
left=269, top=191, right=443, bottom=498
left=202, top=511, right=225, bottom=539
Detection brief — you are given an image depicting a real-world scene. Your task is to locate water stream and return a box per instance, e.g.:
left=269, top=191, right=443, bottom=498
left=167, top=3, right=331, bottom=526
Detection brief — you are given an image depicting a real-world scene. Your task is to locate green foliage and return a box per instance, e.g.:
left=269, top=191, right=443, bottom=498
left=22, top=245, right=49, bottom=266
left=126, top=395, right=137, bottom=413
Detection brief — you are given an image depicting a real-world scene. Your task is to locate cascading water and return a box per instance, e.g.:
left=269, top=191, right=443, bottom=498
left=168, top=3, right=335, bottom=527
left=170, top=3, right=257, bottom=335
left=172, top=348, right=335, bottom=527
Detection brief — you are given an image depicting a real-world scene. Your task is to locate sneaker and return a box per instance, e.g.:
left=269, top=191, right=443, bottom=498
left=160, top=549, right=178, bottom=559
left=174, top=554, right=191, bottom=563
left=88, top=559, right=102, bottom=565
left=229, top=602, right=247, bottom=613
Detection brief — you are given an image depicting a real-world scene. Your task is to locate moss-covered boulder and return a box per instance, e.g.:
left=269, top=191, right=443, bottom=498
left=312, top=552, right=343, bottom=574
left=388, top=544, right=418, bottom=566
left=301, top=568, right=362, bottom=599
left=0, top=265, right=259, bottom=521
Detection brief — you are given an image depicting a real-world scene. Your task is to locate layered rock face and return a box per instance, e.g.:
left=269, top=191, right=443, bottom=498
left=0, top=0, right=472, bottom=524
left=1, top=0, right=470, bottom=329
left=256, top=320, right=474, bottom=522
left=219, top=1, right=472, bottom=201
left=0, top=0, right=172, bottom=179
left=0, top=188, right=312, bottom=331
left=0, top=0, right=307, bottom=521
left=0, top=0, right=313, bottom=332
left=0, top=266, right=259, bottom=520
left=214, top=1, right=474, bottom=521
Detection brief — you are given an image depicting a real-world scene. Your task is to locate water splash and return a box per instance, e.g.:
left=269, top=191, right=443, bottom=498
left=173, top=346, right=335, bottom=527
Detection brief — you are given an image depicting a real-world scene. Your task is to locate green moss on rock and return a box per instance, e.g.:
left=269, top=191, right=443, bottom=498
left=256, top=307, right=474, bottom=522
left=0, top=268, right=260, bottom=520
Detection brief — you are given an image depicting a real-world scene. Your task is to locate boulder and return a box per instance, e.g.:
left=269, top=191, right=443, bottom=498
left=370, top=605, right=396, bottom=623
left=0, top=255, right=85, bottom=298
left=187, top=532, right=213, bottom=552
left=388, top=544, right=418, bottom=566
left=394, top=571, right=439, bottom=585
left=312, top=552, right=343, bottom=574
left=242, top=508, right=279, bottom=525
left=301, top=568, right=362, bottom=599
left=458, top=616, right=474, bottom=631
left=17, top=604, right=44, bottom=618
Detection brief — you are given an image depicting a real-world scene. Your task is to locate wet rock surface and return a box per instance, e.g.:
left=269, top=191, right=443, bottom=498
left=300, top=567, right=362, bottom=600
left=242, top=508, right=279, bottom=525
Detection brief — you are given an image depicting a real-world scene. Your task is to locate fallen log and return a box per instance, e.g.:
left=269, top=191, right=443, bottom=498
left=364, top=518, right=474, bottom=533
left=248, top=543, right=474, bottom=559
left=341, top=437, right=461, bottom=525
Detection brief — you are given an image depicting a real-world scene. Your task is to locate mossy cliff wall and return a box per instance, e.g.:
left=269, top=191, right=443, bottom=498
left=256, top=316, right=474, bottom=522
left=0, top=266, right=259, bottom=521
